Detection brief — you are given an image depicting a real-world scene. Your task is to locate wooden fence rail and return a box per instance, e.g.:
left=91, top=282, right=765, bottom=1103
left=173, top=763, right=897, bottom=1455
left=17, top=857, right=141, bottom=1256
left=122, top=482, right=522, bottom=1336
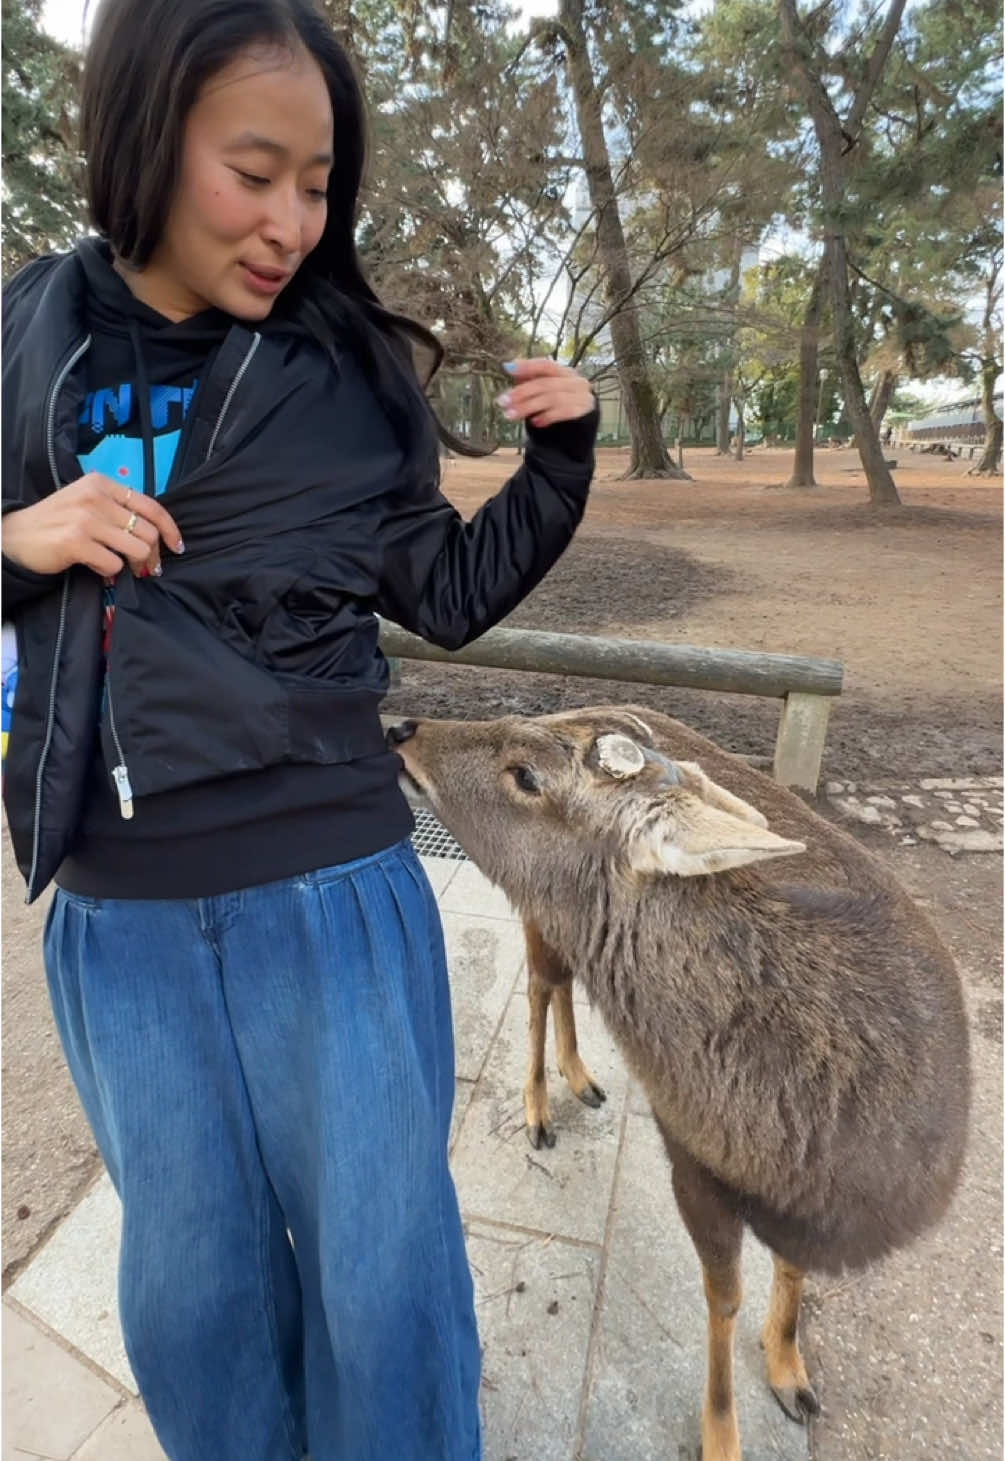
left=378, top=620, right=843, bottom=794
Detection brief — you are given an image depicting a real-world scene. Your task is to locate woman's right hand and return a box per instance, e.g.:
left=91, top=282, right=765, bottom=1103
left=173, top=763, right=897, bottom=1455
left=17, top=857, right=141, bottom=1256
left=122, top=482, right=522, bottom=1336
left=2, top=473, right=185, bottom=579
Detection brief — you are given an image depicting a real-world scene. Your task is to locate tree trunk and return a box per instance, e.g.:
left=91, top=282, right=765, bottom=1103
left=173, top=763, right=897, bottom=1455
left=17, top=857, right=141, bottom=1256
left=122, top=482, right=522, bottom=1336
left=829, top=238, right=901, bottom=504
left=468, top=372, right=485, bottom=445
left=851, top=369, right=895, bottom=447
left=556, top=0, right=690, bottom=480
left=968, top=260, right=1002, bottom=476
left=715, top=241, right=742, bottom=456
left=871, top=369, right=896, bottom=429
left=778, top=0, right=905, bottom=507
left=971, top=356, right=1003, bottom=475
left=735, top=403, right=746, bottom=461
left=717, top=374, right=734, bottom=456
left=784, top=257, right=827, bottom=488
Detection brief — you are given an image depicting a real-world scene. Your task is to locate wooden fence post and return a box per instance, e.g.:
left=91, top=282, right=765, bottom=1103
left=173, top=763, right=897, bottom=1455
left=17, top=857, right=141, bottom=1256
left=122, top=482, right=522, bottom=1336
left=773, top=692, right=833, bottom=793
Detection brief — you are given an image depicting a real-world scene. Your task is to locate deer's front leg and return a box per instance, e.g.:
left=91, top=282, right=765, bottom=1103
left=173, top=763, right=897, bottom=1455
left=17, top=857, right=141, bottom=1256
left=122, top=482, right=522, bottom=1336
left=523, top=956, right=555, bottom=1150
left=522, top=922, right=605, bottom=1147
left=552, top=982, right=607, bottom=1110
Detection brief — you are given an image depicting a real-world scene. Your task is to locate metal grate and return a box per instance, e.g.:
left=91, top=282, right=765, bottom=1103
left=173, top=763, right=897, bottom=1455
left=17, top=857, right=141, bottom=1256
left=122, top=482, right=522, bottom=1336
left=410, top=807, right=468, bottom=861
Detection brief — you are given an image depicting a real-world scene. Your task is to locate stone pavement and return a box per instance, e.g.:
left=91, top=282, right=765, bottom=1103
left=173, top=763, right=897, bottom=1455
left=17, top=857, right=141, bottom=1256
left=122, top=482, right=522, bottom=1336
left=3, top=850, right=811, bottom=1461
left=824, top=773, right=1003, bottom=855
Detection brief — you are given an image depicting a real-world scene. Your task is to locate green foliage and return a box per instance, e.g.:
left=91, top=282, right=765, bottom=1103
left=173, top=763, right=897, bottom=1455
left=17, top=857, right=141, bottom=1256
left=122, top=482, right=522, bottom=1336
left=2, top=0, right=86, bottom=277
left=754, top=366, right=801, bottom=440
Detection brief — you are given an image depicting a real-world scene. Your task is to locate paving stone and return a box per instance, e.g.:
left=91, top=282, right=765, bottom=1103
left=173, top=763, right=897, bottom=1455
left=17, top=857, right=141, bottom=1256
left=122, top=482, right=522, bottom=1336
left=452, top=993, right=628, bottom=1245
left=836, top=800, right=884, bottom=825
left=70, top=1401, right=168, bottom=1460
left=901, top=794, right=926, bottom=809
left=9, top=1176, right=135, bottom=1393
left=581, top=1113, right=809, bottom=1461
left=468, top=1221, right=599, bottom=1461
left=441, top=911, right=526, bottom=1084
left=920, top=777, right=1001, bottom=791
left=2, top=1304, right=119, bottom=1459
left=918, top=826, right=1004, bottom=854
left=419, top=852, right=464, bottom=898
left=955, top=815, right=980, bottom=827
left=440, top=859, right=520, bottom=923
left=866, top=795, right=898, bottom=809
left=451, top=1078, right=477, bottom=1158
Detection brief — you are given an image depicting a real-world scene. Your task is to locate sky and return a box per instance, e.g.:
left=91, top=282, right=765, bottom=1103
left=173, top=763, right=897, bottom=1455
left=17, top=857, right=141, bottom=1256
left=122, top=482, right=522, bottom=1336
left=42, top=0, right=559, bottom=46
left=41, top=0, right=89, bottom=47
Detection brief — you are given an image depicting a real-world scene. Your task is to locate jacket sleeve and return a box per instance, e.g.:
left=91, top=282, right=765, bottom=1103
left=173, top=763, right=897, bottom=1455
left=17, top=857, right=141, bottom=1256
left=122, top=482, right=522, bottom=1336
left=375, top=406, right=599, bottom=650
left=3, top=486, right=65, bottom=615
left=2, top=546, right=64, bottom=614
left=2, top=257, right=68, bottom=615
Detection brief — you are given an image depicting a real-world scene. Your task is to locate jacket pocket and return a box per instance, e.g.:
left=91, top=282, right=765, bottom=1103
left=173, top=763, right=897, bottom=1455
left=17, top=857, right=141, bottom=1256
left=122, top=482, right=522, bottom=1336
left=102, top=583, right=387, bottom=800
left=277, top=673, right=387, bottom=765
left=102, top=585, right=289, bottom=797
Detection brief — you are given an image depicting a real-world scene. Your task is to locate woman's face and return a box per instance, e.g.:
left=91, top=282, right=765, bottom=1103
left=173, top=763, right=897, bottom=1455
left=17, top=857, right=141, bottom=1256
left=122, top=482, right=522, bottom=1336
left=125, top=44, right=334, bottom=322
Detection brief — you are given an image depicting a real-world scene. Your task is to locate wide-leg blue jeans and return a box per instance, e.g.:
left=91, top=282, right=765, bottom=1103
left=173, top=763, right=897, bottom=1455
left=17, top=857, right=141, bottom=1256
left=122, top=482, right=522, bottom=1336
left=43, top=839, right=482, bottom=1461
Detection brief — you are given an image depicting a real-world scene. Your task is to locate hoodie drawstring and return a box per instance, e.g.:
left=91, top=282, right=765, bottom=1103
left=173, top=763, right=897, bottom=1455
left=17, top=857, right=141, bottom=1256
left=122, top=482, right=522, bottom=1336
left=128, top=317, right=156, bottom=497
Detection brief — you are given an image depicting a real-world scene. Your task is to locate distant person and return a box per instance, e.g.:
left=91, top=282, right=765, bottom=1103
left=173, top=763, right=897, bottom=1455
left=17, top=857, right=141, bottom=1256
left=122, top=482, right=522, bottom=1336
left=1, top=1, right=597, bottom=1457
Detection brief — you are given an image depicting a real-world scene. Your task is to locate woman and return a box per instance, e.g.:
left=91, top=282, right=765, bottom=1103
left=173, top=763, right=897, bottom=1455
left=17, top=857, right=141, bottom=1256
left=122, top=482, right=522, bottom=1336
left=0, top=2, right=597, bottom=1458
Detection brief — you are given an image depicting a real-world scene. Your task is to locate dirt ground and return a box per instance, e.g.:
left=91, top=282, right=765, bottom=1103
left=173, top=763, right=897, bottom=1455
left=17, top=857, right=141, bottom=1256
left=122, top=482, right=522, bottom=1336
left=384, top=444, right=1002, bottom=782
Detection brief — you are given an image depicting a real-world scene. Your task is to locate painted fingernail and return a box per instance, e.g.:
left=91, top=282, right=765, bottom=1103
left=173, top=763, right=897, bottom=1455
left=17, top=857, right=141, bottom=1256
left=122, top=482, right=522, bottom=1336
left=496, top=393, right=512, bottom=408
left=137, top=567, right=150, bottom=579
left=504, top=408, right=519, bottom=420
left=175, top=539, right=185, bottom=554
left=153, top=562, right=163, bottom=578
left=502, top=360, right=518, bottom=374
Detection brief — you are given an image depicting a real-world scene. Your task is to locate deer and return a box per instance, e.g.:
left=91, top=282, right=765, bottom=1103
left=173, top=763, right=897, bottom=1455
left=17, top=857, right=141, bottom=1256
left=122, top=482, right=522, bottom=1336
left=387, top=705, right=970, bottom=1461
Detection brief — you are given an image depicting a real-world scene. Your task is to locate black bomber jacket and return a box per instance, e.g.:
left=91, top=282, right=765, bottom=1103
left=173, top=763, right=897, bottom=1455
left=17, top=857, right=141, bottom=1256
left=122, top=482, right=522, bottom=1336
left=2, top=242, right=598, bottom=902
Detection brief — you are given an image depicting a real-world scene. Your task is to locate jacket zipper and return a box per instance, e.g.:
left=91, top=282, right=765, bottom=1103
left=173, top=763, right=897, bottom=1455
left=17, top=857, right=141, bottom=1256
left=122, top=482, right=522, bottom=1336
left=26, top=336, right=92, bottom=902
left=206, top=333, right=261, bottom=459
left=103, top=331, right=262, bottom=820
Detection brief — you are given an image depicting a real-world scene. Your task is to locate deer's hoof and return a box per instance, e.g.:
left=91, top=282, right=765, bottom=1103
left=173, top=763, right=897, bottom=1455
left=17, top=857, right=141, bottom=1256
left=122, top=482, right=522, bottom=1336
left=770, top=1383, right=820, bottom=1423
left=527, top=1122, right=557, bottom=1150
left=576, top=1082, right=607, bottom=1108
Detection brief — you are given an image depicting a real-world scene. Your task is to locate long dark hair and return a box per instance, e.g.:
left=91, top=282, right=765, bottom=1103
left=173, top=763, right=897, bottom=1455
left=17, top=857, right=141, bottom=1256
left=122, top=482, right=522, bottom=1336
left=81, top=0, right=462, bottom=461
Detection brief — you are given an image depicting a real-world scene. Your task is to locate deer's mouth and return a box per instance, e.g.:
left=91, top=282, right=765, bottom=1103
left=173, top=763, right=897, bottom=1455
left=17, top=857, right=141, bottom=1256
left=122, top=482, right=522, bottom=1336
left=397, top=764, right=432, bottom=806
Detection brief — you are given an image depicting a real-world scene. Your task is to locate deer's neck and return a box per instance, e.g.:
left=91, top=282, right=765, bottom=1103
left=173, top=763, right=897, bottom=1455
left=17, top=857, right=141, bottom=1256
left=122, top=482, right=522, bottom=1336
left=521, top=859, right=782, bottom=1056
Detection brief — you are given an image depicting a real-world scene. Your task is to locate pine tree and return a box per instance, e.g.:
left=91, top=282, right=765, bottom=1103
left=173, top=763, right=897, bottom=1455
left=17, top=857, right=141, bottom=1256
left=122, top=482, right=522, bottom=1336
left=2, top=0, right=86, bottom=277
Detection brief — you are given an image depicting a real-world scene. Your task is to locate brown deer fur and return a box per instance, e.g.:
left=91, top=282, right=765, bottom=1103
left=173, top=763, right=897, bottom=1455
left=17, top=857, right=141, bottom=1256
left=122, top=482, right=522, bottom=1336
left=389, top=705, right=970, bottom=1461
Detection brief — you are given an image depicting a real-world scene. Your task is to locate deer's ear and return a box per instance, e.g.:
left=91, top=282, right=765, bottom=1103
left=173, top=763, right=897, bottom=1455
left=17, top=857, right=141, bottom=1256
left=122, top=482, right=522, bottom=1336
left=674, top=761, right=769, bottom=828
left=629, top=796, right=805, bottom=877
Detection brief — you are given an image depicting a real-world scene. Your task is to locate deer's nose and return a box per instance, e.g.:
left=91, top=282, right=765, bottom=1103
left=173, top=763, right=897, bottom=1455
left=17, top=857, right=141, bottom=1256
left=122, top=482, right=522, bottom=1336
left=387, top=719, right=418, bottom=746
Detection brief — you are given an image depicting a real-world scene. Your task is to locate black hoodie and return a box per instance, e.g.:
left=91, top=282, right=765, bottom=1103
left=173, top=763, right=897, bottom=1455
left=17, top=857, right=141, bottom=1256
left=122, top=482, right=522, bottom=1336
left=2, top=239, right=598, bottom=901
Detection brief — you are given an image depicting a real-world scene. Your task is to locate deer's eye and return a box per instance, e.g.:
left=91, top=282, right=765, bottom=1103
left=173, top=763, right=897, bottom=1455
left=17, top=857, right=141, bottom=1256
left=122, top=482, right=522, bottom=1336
left=509, top=765, right=541, bottom=795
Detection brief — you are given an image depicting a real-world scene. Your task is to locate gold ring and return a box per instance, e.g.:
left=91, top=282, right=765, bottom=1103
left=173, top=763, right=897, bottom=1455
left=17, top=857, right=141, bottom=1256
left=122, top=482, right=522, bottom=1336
left=125, top=511, right=138, bottom=534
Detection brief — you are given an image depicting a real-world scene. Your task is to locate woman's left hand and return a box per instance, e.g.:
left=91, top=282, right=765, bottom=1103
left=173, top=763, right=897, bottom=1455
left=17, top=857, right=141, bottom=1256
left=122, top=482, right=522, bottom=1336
left=496, top=358, right=596, bottom=430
